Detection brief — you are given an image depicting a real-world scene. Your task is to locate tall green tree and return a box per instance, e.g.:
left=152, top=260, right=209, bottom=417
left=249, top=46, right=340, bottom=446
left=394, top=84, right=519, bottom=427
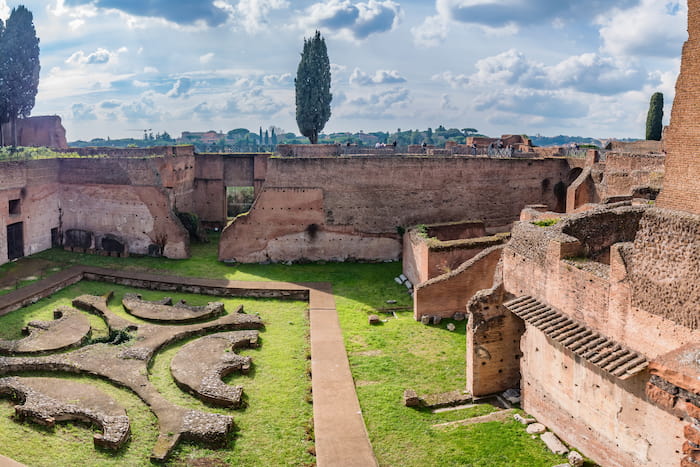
left=295, top=30, right=331, bottom=144
left=645, top=92, right=664, bottom=141
left=0, top=6, right=40, bottom=146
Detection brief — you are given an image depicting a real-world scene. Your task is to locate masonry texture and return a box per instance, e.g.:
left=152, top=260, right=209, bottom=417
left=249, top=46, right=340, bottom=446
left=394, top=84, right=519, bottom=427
left=658, top=0, right=700, bottom=214
left=220, top=156, right=570, bottom=262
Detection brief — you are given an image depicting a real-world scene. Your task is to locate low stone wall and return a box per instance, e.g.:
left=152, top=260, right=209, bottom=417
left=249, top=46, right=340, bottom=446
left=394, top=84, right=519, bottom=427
left=413, top=246, right=503, bottom=320
left=276, top=144, right=341, bottom=157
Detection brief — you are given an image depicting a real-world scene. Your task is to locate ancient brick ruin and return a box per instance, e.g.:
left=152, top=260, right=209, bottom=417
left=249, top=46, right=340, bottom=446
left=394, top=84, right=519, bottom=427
left=0, top=286, right=263, bottom=461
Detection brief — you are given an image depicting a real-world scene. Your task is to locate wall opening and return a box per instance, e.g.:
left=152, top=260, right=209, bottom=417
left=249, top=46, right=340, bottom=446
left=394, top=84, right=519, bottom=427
left=227, top=186, right=254, bottom=218
left=51, top=227, right=61, bottom=248
left=8, top=199, right=20, bottom=216
left=7, top=222, right=24, bottom=260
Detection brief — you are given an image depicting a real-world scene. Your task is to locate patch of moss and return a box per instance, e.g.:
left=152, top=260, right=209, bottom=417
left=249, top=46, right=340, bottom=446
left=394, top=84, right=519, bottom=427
left=531, top=219, right=559, bottom=227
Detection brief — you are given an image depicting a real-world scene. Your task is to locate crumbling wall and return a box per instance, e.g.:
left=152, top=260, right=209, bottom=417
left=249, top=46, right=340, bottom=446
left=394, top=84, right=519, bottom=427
left=605, top=140, right=663, bottom=154
left=59, top=184, right=188, bottom=258
left=0, top=160, right=61, bottom=262
left=658, top=0, right=700, bottom=214
left=220, top=156, right=569, bottom=262
left=625, top=209, right=700, bottom=330
left=276, top=144, right=341, bottom=157
left=599, top=153, right=664, bottom=200
left=521, top=329, right=683, bottom=467
left=414, top=246, right=503, bottom=320
left=466, top=275, right=524, bottom=397
left=1, top=116, right=68, bottom=149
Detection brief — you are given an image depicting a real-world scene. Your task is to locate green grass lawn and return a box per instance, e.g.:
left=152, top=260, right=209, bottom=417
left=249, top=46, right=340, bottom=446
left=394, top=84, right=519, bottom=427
left=0, top=235, right=568, bottom=466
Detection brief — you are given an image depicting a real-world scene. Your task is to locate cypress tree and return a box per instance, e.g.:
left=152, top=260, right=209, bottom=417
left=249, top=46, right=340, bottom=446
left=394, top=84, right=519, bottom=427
left=1, top=6, right=40, bottom=146
left=295, top=30, right=331, bottom=144
left=645, top=92, right=664, bottom=141
left=271, top=128, right=277, bottom=146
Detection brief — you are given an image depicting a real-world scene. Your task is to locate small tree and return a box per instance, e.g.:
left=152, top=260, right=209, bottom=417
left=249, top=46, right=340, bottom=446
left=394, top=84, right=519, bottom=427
left=0, top=6, right=40, bottom=146
left=295, top=30, right=332, bottom=144
left=646, top=92, right=664, bottom=141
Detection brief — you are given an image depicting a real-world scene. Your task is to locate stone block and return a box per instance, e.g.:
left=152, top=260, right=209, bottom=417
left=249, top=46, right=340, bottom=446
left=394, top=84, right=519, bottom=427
left=453, top=312, right=466, bottom=321
left=526, top=423, right=546, bottom=435
left=433, top=316, right=441, bottom=325
left=513, top=413, right=536, bottom=425
left=446, top=323, right=456, bottom=331
left=368, top=315, right=381, bottom=325
left=646, top=382, right=676, bottom=410
left=686, top=424, right=700, bottom=446
left=567, top=450, right=584, bottom=467
left=681, top=456, right=700, bottom=467
left=403, top=389, right=421, bottom=407
left=420, top=315, right=431, bottom=325
left=683, top=441, right=700, bottom=456
left=540, top=432, right=568, bottom=455
left=688, top=402, right=700, bottom=421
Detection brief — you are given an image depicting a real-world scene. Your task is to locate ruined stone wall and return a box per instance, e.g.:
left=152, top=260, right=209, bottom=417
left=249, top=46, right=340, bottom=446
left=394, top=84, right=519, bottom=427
left=220, top=156, right=570, bottom=262
left=521, top=328, right=683, bottom=467
left=658, top=0, right=700, bottom=214
left=276, top=144, right=341, bottom=157
left=219, top=187, right=400, bottom=262
left=59, top=184, right=188, bottom=258
left=625, top=209, right=700, bottom=330
left=1, top=116, right=68, bottom=149
left=0, top=160, right=61, bottom=262
left=503, top=206, right=699, bottom=355
left=403, top=231, right=429, bottom=286
left=0, top=156, right=193, bottom=265
left=414, top=246, right=503, bottom=320
left=600, top=153, right=664, bottom=200
left=57, top=145, right=195, bottom=158
left=605, top=140, right=663, bottom=154
left=466, top=278, right=524, bottom=397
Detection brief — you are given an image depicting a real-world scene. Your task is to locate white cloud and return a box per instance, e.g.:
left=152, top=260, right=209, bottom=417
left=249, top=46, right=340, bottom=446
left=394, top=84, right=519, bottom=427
left=66, top=47, right=127, bottom=66
left=598, top=0, right=687, bottom=58
left=338, top=87, right=412, bottom=118
left=120, top=93, right=162, bottom=121
left=474, top=89, right=589, bottom=119
left=349, top=68, right=406, bottom=85
left=434, top=49, right=653, bottom=96
left=233, top=0, right=290, bottom=33
left=71, top=102, right=97, bottom=121
left=199, top=53, right=215, bottom=64
left=263, top=73, right=293, bottom=87
left=300, top=0, right=402, bottom=40
left=411, top=14, right=448, bottom=48
left=166, top=78, right=193, bottom=98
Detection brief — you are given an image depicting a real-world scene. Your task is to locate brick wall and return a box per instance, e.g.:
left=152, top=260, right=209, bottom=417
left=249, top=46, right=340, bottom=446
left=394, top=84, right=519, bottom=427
left=521, top=329, right=683, bottom=467
left=220, top=156, right=570, bottom=262
left=657, top=0, right=700, bottom=214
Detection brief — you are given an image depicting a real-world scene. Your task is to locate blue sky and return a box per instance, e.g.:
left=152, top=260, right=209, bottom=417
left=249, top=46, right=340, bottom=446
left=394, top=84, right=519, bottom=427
left=5, top=0, right=687, bottom=141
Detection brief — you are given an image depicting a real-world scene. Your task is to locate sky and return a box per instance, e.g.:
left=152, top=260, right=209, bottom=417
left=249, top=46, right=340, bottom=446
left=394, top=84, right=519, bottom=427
left=2, top=0, right=688, bottom=141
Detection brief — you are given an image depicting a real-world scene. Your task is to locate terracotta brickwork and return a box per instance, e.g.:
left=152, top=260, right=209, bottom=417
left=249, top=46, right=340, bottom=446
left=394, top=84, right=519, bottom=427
left=658, top=0, right=700, bottom=214
left=0, top=154, right=195, bottom=265
left=413, top=246, right=503, bottom=321
left=220, top=156, right=570, bottom=262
